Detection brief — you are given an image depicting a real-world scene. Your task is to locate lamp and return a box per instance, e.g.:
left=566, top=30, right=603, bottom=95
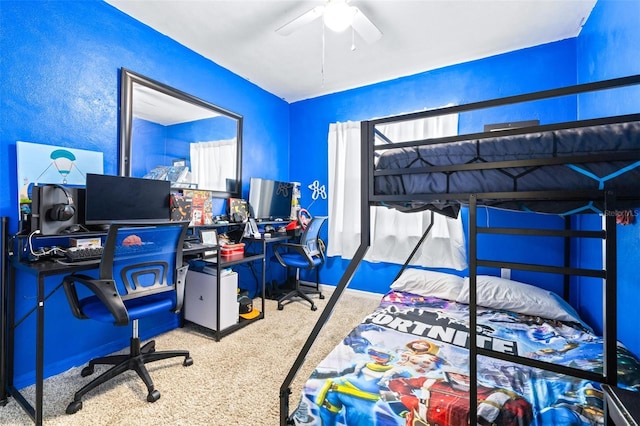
left=323, top=0, right=356, bottom=32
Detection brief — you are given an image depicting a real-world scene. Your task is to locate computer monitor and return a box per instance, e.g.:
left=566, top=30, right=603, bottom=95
left=248, top=178, right=293, bottom=221
left=84, top=174, right=171, bottom=225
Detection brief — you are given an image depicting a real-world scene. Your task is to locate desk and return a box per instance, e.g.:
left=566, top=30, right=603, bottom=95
left=603, top=385, right=640, bottom=426
left=4, top=256, right=99, bottom=425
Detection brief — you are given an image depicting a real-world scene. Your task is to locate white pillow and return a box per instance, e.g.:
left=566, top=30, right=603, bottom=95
left=390, top=269, right=464, bottom=301
left=456, top=275, right=584, bottom=324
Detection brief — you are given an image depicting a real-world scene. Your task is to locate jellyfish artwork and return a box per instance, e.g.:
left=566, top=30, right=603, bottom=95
left=50, top=149, right=77, bottom=184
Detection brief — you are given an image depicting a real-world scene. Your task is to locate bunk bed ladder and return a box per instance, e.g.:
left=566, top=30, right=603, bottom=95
left=468, top=192, right=619, bottom=425
left=279, top=121, right=377, bottom=425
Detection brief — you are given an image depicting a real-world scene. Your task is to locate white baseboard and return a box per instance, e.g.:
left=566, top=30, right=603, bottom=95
left=299, top=281, right=382, bottom=301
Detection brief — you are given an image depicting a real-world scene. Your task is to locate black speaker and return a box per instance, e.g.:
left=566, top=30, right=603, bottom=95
left=46, top=184, right=76, bottom=221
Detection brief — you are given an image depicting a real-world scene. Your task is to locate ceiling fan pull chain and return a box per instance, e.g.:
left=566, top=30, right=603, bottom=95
left=321, top=23, right=326, bottom=87
left=351, top=26, right=356, bottom=51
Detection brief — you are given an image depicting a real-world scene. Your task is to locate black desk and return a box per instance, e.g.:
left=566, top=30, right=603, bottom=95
left=4, top=257, right=100, bottom=425
left=603, top=385, right=640, bottom=426
left=6, top=245, right=200, bottom=423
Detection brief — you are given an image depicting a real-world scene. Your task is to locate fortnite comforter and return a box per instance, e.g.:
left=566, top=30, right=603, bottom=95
left=292, top=291, right=640, bottom=426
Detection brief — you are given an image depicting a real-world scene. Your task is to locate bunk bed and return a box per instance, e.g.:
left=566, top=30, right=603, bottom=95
left=280, top=75, right=640, bottom=426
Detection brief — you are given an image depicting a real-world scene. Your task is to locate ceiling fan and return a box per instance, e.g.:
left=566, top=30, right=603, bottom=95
left=276, top=0, right=383, bottom=44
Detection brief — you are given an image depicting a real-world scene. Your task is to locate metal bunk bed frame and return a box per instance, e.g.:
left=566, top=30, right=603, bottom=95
left=280, top=74, right=640, bottom=425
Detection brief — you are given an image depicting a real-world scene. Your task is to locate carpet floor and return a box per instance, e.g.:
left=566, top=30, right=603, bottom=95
left=1, top=287, right=381, bottom=425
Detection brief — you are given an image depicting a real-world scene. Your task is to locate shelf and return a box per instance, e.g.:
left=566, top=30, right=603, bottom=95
left=182, top=241, right=269, bottom=342
left=213, top=252, right=264, bottom=267
left=214, top=312, right=266, bottom=339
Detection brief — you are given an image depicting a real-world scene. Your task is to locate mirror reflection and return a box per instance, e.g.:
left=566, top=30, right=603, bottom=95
left=119, top=68, right=242, bottom=197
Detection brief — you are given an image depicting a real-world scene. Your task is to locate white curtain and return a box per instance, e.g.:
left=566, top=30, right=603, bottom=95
left=190, top=139, right=237, bottom=191
left=327, top=116, right=467, bottom=270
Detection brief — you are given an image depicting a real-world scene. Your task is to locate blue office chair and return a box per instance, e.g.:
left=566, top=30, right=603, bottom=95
left=273, top=216, right=327, bottom=311
left=61, top=221, right=192, bottom=414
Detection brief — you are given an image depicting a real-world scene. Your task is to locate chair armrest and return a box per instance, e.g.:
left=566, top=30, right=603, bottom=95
left=62, top=273, right=129, bottom=326
left=273, top=242, right=315, bottom=269
left=173, top=264, right=189, bottom=313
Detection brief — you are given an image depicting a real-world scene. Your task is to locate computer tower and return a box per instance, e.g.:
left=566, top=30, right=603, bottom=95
left=29, top=185, right=85, bottom=235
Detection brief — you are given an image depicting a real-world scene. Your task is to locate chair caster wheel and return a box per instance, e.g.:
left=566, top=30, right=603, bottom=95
left=81, top=366, right=94, bottom=377
left=147, top=389, right=161, bottom=402
left=311, top=305, right=317, bottom=311
left=66, top=400, right=83, bottom=414
left=183, top=357, right=193, bottom=367
left=278, top=304, right=284, bottom=310
left=319, top=294, right=325, bottom=299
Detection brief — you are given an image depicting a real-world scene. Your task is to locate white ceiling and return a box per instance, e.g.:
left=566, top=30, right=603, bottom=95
left=106, top=0, right=597, bottom=103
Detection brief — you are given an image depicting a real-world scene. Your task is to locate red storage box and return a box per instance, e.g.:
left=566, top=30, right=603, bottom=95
left=220, top=243, right=245, bottom=258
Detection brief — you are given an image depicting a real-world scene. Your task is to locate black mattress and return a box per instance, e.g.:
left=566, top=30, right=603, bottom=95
left=374, top=121, right=640, bottom=216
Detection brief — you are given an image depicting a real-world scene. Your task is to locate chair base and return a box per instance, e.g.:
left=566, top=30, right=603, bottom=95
left=277, top=278, right=324, bottom=311
left=277, top=288, right=318, bottom=311
left=66, top=337, right=193, bottom=414
left=299, top=282, right=325, bottom=300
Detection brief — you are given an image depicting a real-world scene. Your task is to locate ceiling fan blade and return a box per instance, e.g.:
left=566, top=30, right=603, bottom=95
left=351, top=7, right=382, bottom=43
left=276, top=6, right=324, bottom=36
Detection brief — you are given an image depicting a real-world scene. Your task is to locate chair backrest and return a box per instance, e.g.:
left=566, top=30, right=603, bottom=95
left=299, top=216, right=327, bottom=258
left=99, top=221, right=189, bottom=304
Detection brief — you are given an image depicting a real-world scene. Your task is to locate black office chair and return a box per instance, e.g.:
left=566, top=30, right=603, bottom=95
left=273, top=216, right=327, bottom=311
left=61, top=221, right=193, bottom=414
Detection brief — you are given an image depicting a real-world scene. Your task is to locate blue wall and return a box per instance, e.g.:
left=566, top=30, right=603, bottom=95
left=574, top=0, right=640, bottom=356
left=1, top=0, right=639, bottom=387
left=0, top=0, right=290, bottom=387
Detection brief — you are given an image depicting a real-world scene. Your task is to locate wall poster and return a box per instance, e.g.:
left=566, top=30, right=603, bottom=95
left=16, top=141, right=104, bottom=208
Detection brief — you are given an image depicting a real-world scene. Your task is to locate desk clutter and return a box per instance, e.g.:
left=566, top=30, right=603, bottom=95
left=170, top=191, right=250, bottom=227
left=220, top=242, right=245, bottom=258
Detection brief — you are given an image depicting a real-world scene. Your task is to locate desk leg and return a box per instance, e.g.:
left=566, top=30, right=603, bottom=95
left=35, top=275, right=44, bottom=425
left=261, top=240, right=266, bottom=316
left=1, top=217, right=7, bottom=405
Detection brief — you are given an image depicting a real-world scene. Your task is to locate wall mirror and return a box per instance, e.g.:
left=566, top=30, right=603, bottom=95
left=119, top=68, right=242, bottom=198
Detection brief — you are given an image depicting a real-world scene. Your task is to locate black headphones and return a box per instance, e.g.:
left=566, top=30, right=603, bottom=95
left=46, top=184, right=76, bottom=222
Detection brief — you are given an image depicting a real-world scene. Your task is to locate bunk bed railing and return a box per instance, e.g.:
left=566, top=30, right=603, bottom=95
left=365, top=74, right=640, bottom=127
left=373, top=112, right=640, bottom=154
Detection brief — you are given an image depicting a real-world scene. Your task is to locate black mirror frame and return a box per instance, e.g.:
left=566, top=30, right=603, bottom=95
left=118, top=68, right=243, bottom=199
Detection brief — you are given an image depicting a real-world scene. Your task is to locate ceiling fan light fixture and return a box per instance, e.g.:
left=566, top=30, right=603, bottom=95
left=323, top=1, right=356, bottom=33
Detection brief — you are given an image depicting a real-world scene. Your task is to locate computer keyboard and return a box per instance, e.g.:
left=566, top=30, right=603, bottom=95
left=65, top=246, right=104, bottom=262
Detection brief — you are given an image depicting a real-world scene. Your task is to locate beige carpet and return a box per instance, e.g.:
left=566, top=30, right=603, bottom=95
left=1, top=287, right=381, bottom=425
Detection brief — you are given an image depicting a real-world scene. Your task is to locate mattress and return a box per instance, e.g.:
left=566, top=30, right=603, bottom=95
left=291, top=290, right=640, bottom=426
left=374, top=121, right=640, bottom=216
